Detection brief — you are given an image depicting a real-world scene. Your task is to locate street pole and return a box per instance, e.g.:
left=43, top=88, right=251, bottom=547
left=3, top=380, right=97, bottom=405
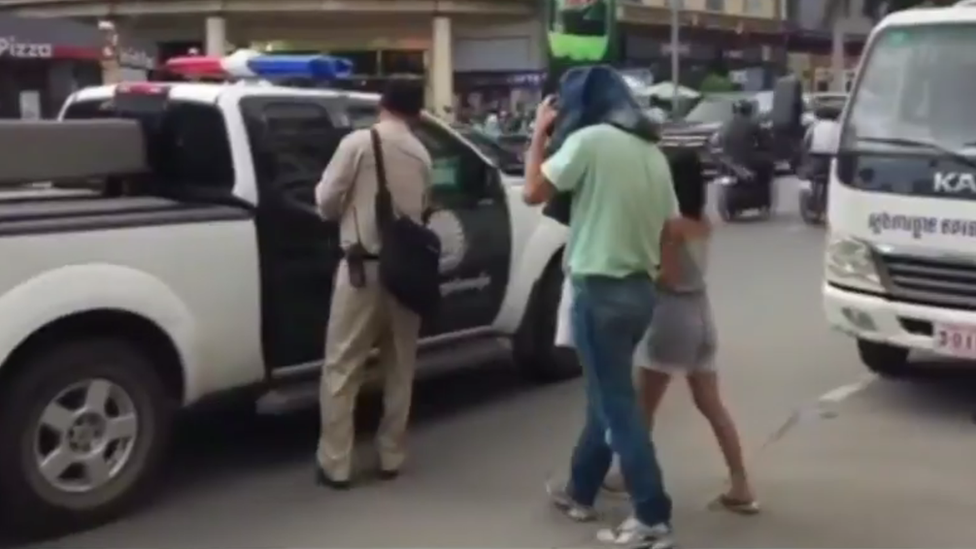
left=669, top=0, right=680, bottom=114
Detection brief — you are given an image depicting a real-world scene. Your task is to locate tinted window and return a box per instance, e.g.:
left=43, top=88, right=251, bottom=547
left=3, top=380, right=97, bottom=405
left=413, top=120, right=463, bottom=190
left=63, top=98, right=235, bottom=190
left=843, top=24, right=976, bottom=152
left=335, top=103, right=474, bottom=190
left=259, top=101, right=335, bottom=177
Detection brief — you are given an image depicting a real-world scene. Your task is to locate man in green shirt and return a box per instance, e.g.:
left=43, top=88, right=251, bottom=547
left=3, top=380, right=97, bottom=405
left=523, top=68, right=678, bottom=548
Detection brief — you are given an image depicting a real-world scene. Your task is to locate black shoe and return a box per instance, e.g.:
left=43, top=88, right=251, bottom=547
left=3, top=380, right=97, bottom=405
left=315, top=467, right=351, bottom=490
left=378, top=469, right=399, bottom=481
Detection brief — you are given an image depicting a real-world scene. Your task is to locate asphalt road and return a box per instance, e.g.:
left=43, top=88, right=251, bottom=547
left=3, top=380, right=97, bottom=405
left=23, top=179, right=976, bottom=548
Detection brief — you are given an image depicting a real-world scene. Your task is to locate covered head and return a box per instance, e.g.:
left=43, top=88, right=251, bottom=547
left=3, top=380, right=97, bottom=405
left=547, top=64, right=658, bottom=156
left=541, top=65, right=659, bottom=225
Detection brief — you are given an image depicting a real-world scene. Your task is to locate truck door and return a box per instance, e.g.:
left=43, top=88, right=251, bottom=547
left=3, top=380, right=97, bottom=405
left=239, top=97, right=343, bottom=370
left=410, top=118, right=512, bottom=336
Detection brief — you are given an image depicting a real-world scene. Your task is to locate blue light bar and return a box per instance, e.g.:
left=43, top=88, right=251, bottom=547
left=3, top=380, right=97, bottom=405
left=244, top=55, right=354, bottom=80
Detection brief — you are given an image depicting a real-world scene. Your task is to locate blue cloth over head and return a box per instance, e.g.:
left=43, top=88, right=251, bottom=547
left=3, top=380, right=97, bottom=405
left=543, top=65, right=659, bottom=225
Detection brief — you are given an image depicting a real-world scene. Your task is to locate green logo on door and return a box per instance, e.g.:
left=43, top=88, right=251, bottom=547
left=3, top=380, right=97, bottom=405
left=547, top=0, right=617, bottom=63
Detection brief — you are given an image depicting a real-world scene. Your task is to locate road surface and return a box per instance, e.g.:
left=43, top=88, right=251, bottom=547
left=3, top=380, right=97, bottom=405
left=21, top=179, right=976, bottom=548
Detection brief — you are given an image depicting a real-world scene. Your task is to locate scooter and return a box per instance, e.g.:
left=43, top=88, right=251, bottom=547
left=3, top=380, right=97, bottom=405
left=712, top=151, right=775, bottom=222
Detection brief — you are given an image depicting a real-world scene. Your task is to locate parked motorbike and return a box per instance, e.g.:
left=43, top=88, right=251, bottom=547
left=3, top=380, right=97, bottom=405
left=711, top=150, right=775, bottom=222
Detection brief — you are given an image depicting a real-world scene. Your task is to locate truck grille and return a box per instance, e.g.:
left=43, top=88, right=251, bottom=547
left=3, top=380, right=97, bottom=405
left=880, top=253, right=976, bottom=308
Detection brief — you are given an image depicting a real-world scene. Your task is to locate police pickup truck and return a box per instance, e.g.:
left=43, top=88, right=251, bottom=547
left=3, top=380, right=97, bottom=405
left=0, top=54, right=572, bottom=535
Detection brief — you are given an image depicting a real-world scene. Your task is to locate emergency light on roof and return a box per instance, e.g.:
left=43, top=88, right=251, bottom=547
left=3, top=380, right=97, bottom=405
left=163, top=49, right=354, bottom=81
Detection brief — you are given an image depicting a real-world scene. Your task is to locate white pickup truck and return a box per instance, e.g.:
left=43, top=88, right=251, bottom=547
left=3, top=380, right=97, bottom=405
left=0, top=80, right=571, bottom=535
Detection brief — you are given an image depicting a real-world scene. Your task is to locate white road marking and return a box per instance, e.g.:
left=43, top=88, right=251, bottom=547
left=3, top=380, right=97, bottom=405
left=704, top=375, right=877, bottom=509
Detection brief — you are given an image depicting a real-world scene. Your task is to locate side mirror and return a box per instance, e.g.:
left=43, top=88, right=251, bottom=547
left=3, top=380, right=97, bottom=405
left=771, top=75, right=803, bottom=133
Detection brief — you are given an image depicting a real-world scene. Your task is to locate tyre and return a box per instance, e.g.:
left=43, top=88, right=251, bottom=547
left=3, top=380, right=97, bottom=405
left=857, top=339, right=910, bottom=378
left=513, top=261, right=582, bottom=383
left=0, top=338, right=175, bottom=537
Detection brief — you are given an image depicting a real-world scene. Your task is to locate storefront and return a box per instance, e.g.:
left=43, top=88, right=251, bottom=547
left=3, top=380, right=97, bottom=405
left=615, top=4, right=789, bottom=91
left=453, top=70, right=543, bottom=119
left=0, top=15, right=156, bottom=119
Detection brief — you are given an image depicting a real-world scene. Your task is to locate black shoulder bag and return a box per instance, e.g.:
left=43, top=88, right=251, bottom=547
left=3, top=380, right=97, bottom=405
left=370, top=128, right=442, bottom=318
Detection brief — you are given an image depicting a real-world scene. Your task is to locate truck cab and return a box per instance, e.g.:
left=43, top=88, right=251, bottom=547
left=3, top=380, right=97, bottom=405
left=823, top=2, right=976, bottom=376
left=0, top=54, right=572, bottom=536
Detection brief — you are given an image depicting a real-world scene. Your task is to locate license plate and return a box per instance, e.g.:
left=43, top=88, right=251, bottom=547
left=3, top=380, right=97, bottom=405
left=933, top=323, right=976, bottom=358
left=799, top=179, right=812, bottom=191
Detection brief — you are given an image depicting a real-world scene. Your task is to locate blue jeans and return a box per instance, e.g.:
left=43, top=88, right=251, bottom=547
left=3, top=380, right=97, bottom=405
left=567, top=274, right=672, bottom=527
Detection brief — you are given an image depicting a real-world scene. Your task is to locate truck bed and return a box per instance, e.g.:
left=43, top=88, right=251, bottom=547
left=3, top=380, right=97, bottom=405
left=0, top=191, right=249, bottom=238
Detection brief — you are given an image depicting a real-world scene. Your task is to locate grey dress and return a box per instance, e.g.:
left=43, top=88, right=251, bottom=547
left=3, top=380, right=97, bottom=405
left=635, top=237, right=717, bottom=372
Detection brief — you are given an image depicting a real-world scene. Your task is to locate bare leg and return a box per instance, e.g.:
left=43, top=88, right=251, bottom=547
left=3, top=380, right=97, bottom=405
left=686, top=371, right=755, bottom=503
left=637, top=367, right=672, bottom=430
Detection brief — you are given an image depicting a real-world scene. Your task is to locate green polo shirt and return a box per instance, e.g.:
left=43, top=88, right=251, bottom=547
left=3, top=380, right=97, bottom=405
left=542, top=123, right=678, bottom=279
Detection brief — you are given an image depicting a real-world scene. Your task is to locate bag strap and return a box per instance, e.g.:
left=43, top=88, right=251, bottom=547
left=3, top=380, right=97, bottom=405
left=370, top=128, right=395, bottom=229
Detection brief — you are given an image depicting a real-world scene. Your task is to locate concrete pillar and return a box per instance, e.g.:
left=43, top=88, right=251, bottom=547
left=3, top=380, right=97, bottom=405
left=205, top=16, right=227, bottom=56
left=830, top=17, right=846, bottom=92
left=429, top=15, right=454, bottom=121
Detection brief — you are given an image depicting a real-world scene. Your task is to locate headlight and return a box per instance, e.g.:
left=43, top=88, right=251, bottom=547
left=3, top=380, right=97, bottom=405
left=708, top=131, right=721, bottom=146
left=825, top=234, right=883, bottom=292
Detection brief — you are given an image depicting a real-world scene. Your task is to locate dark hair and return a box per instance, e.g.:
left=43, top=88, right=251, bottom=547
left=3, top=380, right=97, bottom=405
left=379, top=78, right=424, bottom=118
left=667, top=149, right=706, bottom=220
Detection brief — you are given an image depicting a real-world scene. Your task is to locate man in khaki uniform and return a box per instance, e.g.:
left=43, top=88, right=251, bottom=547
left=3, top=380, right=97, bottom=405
left=314, top=81, right=431, bottom=489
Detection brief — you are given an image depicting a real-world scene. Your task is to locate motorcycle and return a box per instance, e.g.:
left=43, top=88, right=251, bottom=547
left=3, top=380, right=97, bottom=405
left=711, top=150, right=776, bottom=222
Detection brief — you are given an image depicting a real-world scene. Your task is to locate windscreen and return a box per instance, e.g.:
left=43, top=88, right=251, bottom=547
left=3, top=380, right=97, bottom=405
left=683, top=96, right=742, bottom=123
left=842, top=23, right=976, bottom=152
left=62, top=97, right=235, bottom=191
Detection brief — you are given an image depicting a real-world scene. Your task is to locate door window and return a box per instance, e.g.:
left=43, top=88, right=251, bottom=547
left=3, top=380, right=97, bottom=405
left=332, top=100, right=490, bottom=199
left=241, top=98, right=339, bottom=205
left=412, top=119, right=468, bottom=192
left=64, top=98, right=235, bottom=192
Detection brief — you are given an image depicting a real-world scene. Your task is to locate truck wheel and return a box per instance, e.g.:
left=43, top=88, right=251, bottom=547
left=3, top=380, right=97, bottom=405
left=857, top=339, right=910, bottom=378
left=0, top=338, right=174, bottom=537
left=514, top=262, right=581, bottom=383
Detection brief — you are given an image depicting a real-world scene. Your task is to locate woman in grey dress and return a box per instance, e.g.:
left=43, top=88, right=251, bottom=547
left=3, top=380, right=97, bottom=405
left=636, top=150, right=759, bottom=514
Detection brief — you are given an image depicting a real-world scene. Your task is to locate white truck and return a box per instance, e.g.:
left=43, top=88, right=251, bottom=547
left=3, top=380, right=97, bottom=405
left=823, top=1, right=976, bottom=377
left=0, top=76, right=572, bottom=535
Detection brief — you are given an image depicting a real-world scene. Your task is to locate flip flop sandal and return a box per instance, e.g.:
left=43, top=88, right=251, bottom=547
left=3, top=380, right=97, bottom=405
left=709, top=494, right=761, bottom=516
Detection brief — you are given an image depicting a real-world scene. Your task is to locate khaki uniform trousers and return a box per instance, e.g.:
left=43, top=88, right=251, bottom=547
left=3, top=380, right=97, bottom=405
left=317, top=260, right=421, bottom=481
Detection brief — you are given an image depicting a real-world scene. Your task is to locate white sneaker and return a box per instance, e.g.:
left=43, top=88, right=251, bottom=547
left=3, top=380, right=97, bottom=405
left=596, top=516, right=674, bottom=549
left=545, top=479, right=598, bottom=522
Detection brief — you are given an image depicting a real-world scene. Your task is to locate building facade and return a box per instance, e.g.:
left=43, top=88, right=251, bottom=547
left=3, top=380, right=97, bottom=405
left=617, top=0, right=788, bottom=90
left=0, top=0, right=542, bottom=118
left=783, top=0, right=873, bottom=90
left=0, top=14, right=155, bottom=118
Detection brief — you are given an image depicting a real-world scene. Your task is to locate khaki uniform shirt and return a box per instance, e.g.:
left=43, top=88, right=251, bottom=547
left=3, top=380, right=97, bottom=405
left=315, top=120, right=432, bottom=255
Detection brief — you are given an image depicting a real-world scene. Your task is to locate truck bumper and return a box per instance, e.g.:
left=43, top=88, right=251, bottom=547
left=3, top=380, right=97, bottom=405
left=824, top=282, right=976, bottom=352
